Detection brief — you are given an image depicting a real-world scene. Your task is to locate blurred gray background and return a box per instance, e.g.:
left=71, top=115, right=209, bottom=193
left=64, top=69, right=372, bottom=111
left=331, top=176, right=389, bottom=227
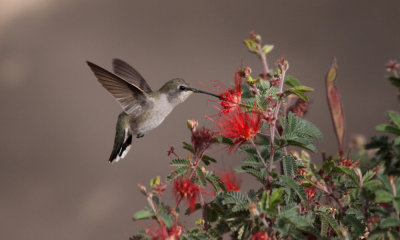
left=1, top=0, right=399, bottom=239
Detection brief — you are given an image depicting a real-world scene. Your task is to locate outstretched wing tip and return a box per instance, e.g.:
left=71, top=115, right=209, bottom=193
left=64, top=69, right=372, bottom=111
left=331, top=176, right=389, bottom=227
left=86, top=60, right=149, bottom=114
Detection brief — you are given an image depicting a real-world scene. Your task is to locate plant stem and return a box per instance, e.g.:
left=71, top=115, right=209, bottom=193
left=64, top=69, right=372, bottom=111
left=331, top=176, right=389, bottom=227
left=146, top=193, right=168, bottom=235
left=257, top=43, right=269, bottom=77
left=390, top=175, right=399, bottom=218
left=188, top=151, right=206, bottom=179
left=267, top=64, right=287, bottom=177
left=249, top=138, right=269, bottom=170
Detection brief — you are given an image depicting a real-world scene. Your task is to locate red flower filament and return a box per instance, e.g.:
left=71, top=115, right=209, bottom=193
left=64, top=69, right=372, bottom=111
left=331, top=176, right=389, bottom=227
left=218, top=71, right=242, bottom=114
left=173, top=178, right=199, bottom=212
left=210, top=104, right=261, bottom=151
left=220, top=170, right=241, bottom=192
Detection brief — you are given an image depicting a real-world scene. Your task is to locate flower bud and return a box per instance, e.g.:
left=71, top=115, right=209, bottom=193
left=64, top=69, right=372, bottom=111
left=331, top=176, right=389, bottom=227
left=248, top=203, right=260, bottom=216
left=250, top=31, right=262, bottom=43
left=137, top=184, right=147, bottom=195
left=187, top=119, right=198, bottom=132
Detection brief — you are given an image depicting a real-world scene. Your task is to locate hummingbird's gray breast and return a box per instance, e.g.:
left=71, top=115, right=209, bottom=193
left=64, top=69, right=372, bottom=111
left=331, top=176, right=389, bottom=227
left=129, top=93, right=174, bottom=135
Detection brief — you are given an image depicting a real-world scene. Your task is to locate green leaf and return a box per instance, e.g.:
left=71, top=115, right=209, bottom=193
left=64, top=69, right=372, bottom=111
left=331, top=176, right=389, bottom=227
left=170, top=158, right=190, bottom=167
left=376, top=124, right=400, bottom=135
left=201, top=155, right=216, bottom=165
left=150, top=176, right=160, bottom=188
left=394, top=136, right=400, bottom=145
left=291, top=85, right=314, bottom=92
left=286, top=88, right=309, bottom=101
left=269, top=188, right=284, bottom=208
left=243, top=39, right=259, bottom=54
left=158, top=206, right=173, bottom=228
left=283, top=155, right=298, bottom=176
left=222, top=191, right=249, bottom=212
left=133, top=209, right=154, bottom=220
left=346, top=207, right=364, bottom=220
left=262, top=44, right=274, bottom=54
left=236, top=165, right=267, bottom=183
left=363, top=179, right=382, bottom=189
left=393, top=197, right=400, bottom=214
left=259, top=78, right=270, bottom=91
left=260, top=191, right=268, bottom=211
left=216, top=135, right=234, bottom=146
left=283, top=112, right=322, bottom=140
left=196, top=167, right=207, bottom=186
left=388, top=76, right=400, bottom=88
left=375, top=189, right=393, bottom=202
left=343, top=215, right=365, bottom=237
left=206, top=172, right=226, bottom=192
left=387, top=111, right=400, bottom=128
left=318, top=211, right=341, bottom=236
left=333, top=166, right=360, bottom=187
left=379, top=217, right=400, bottom=228
left=166, top=166, right=188, bottom=181
left=280, top=176, right=307, bottom=203
left=182, top=141, right=194, bottom=153
left=320, top=217, right=328, bottom=236
left=362, top=170, right=375, bottom=183
left=285, top=75, right=301, bottom=87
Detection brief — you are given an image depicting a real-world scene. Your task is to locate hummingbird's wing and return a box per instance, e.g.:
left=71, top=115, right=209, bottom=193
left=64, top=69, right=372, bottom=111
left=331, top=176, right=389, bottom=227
left=87, top=61, right=152, bottom=115
left=112, top=58, right=153, bottom=93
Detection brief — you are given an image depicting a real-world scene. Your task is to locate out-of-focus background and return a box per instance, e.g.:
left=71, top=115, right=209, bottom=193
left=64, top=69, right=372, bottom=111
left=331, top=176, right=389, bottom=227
left=1, top=0, right=399, bottom=239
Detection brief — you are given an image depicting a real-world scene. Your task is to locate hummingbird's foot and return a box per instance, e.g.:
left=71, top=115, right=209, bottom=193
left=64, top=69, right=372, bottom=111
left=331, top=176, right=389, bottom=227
left=136, top=133, right=144, bottom=138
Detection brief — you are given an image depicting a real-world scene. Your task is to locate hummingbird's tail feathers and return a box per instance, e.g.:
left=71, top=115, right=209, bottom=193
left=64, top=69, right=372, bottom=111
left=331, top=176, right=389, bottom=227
left=109, top=112, right=133, bottom=163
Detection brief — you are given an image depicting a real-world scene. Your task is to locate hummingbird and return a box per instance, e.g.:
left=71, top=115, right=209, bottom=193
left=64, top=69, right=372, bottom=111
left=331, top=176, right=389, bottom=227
left=87, top=59, right=219, bottom=163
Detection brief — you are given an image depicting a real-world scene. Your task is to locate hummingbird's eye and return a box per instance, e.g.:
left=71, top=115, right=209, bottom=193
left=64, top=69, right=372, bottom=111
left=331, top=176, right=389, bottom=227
left=179, top=85, right=186, bottom=91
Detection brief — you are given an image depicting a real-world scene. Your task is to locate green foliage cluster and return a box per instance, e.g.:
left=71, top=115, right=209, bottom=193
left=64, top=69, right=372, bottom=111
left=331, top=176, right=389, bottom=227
left=130, top=34, right=400, bottom=240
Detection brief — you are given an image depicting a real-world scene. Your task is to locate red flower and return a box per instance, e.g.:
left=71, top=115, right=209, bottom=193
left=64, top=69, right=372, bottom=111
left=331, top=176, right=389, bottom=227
left=209, top=102, right=261, bottom=151
left=217, top=71, right=242, bottom=114
left=297, top=168, right=307, bottom=176
left=251, top=232, right=271, bottom=240
left=288, top=98, right=309, bottom=117
left=191, top=127, right=216, bottom=155
left=386, top=60, right=399, bottom=72
left=220, top=169, right=241, bottom=192
left=339, top=158, right=359, bottom=169
left=173, top=178, right=199, bottom=212
left=306, top=187, right=316, bottom=203
left=145, top=223, right=182, bottom=240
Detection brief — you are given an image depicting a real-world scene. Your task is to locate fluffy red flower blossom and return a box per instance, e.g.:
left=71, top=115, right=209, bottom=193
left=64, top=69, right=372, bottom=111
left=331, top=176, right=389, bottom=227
left=218, top=71, right=242, bottom=114
left=219, top=169, right=241, bottom=192
left=173, top=178, right=199, bottom=212
left=251, top=232, right=271, bottom=240
left=210, top=103, right=261, bottom=151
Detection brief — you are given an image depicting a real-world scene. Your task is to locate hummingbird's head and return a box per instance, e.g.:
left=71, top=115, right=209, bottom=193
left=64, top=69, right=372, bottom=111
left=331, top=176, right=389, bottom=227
left=160, top=78, right=194, bottom=105
left=159, top=78, right=221, bottom=105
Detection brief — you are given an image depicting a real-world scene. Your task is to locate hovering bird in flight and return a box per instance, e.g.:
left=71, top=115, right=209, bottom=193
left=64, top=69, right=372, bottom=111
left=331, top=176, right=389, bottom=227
left=87, top=59, right=218, bottom=163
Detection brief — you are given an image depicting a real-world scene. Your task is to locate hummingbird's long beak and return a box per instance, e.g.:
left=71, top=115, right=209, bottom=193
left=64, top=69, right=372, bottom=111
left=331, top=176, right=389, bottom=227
left=186, top=87, right=220, bottom=99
